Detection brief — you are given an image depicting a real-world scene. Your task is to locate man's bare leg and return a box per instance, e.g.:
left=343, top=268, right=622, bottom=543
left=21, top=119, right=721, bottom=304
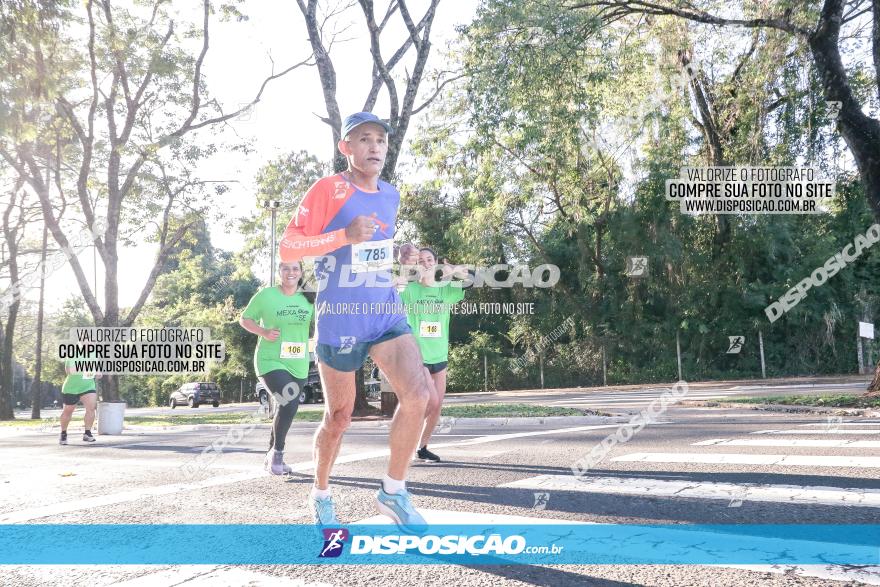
left=420, top=368, right=447, bottom=448
left=312, top=364, right=355, bottom=490
left=370, top=333, right=431, bottom=481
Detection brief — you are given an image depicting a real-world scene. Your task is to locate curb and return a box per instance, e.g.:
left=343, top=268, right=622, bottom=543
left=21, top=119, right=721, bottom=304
left=686, top=400, right=880, bottom=417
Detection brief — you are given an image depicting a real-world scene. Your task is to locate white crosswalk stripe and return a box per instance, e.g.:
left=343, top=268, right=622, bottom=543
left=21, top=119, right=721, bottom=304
left=489, top=401, right=880, bottom=584
left=694, top=438, right=880, bottom=448
left=798, top=421, right=880, bottom=426
left=499, top=474, right=880, bottom=508
left=751, top=428, right=880, bottom=435
left=611, top=452, right=880, bottom=468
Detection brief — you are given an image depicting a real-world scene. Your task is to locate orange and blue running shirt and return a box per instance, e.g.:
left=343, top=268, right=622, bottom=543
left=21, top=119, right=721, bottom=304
left=279, top=174, right=406, bottom=347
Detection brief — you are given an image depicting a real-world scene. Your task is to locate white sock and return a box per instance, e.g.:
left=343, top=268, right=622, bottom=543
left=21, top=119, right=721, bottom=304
left=382, top=474, right=405, bottom=494
left=311, top=485, right=330, bottom=500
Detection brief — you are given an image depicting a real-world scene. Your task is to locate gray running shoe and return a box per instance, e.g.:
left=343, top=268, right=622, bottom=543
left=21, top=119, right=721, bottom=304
left=265, top=449, right=292, bottom=475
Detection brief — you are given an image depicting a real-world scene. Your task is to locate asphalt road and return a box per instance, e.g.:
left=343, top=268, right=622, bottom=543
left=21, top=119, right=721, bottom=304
left=2, top=376, right=879, bottom=586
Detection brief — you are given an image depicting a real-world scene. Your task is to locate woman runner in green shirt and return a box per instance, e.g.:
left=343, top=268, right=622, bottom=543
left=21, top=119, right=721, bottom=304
left=239, top=260, right=314, bottom=475
left=400, top=247, right=469, bottom=462
left=59, top=357, right=100, bottom=444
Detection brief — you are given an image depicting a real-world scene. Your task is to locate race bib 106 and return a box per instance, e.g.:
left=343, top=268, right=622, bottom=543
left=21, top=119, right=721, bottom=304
left=350, top=239, right=394, bottom=273
left=280, top=342, right=306, bottom=359
left=419, top=321, right=442, bottom=338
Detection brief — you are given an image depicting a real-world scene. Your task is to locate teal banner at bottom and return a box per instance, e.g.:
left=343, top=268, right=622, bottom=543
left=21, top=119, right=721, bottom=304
left=1, top=524, right=878, bottom=565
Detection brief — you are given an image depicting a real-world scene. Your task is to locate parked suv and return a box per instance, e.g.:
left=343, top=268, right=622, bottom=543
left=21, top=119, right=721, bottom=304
left=170, top=382, right=221, bottom=408
left=256, top=360, right=322, bottom=419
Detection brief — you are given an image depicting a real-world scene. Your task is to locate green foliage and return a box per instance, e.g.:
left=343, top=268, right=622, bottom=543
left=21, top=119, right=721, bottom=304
left=240, top=151, right=328, bottom=267
left=726, top=395, right=880, bottom=408
left=117, top=223, right=260, bottom=407
left=407, top=0, right=880, bottom=390
left=440, top=403, right=587, bottom=418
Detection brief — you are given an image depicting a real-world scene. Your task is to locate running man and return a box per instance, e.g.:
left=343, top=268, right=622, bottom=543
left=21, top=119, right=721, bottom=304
left=400, top=248, right=468, bottom=462
left=239, top=260, right=313, bottom=475
left=279, top=112, right=432, bottom=531
left=59, top=357, right=100, bottom=445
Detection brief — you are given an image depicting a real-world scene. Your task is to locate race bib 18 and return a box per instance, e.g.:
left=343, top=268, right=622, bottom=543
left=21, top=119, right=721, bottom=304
left=350, top=239, right=394, bottom=273
left=280, top=342, right=306, bottom=359
left=419, top=321, right=442, bottom=338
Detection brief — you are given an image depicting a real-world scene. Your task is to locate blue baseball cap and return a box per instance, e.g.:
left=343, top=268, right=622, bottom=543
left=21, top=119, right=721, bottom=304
left=341, top=112, right=393, bottom=138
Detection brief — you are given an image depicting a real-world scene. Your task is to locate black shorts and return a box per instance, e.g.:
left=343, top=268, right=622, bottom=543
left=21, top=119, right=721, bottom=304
left=424, top=361, right=448, bottom=375
left=61, top=391, right=97, bottom=406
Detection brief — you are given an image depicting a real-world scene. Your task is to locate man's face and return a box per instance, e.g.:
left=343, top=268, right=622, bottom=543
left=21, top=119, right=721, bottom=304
left=340, top=123, right=388, bottom=175
left=279, top=262, right=302, bottom=286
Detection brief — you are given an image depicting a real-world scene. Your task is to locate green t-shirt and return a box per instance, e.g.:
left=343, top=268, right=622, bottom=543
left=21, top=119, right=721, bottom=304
left=241, top=287, right=313, bottom=378
left=61, top=358, right=97, bottom=395
left=400, top=281, right=465, bottom=364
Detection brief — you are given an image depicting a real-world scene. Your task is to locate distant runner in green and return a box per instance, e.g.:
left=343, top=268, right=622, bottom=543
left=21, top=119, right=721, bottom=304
left=59, top=357, right=100, bottom=445
left=240, top=260, right=314, bottom=475
left=399, top=247, right=469, bottom=462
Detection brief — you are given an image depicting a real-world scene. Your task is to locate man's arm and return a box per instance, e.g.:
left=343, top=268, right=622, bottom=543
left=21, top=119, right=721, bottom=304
left=278, top=214, right=348, bottom=263
left=279, top=181, right=379, bottom=262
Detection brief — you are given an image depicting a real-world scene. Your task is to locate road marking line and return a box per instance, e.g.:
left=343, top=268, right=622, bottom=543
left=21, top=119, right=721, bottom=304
left=353, top=508, right=591, bottom=525
left=751, top=429, right=880, bottom=435
left=499, top=474, right=880, bottom=508
left=693, top=438, right=880, bottom=448
left=731, top=383, right=864, bottom=390
left=5, top=455, right=256, bottom=470
left=677, top=413, right=778, bottom=418
left=0, top=469, right=266, bottom=524
left=798, top=422, right=880, bottom=426
left=612, top=452, right=880, bottom=468
left=0, top=423, right=622, bottom=523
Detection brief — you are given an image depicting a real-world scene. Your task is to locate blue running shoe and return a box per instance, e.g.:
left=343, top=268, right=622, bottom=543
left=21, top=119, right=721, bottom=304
left=310, top=494, right=340, bottom=526
left=375, top=487, right=428, bottom=534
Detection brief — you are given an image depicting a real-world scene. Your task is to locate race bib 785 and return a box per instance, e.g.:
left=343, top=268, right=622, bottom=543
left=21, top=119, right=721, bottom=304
left=350, top=239, right=394, bottom=273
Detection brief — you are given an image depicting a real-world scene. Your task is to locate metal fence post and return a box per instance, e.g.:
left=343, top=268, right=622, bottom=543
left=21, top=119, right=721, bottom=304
left=676, top=331, right=682, bottom=381
left=758, top=329, right=766, bottom=379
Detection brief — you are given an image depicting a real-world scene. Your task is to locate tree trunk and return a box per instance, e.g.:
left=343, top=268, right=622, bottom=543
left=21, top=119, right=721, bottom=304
left=102, top=375, right=119, bottom=403
left=29, top=224, right=48, bottom=419
left=351, top=366, right=377, bottom=417
left=808, top=1, right=880, bottom=223
left=869, top=362, right=880, bottom=393
left=807, top=1, right=880, bottom=390
left=101, top=244, right=120, bottom=401
left=0, top=190, right=21, bottom=420
left=0, top=316, right=15, bottom=420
